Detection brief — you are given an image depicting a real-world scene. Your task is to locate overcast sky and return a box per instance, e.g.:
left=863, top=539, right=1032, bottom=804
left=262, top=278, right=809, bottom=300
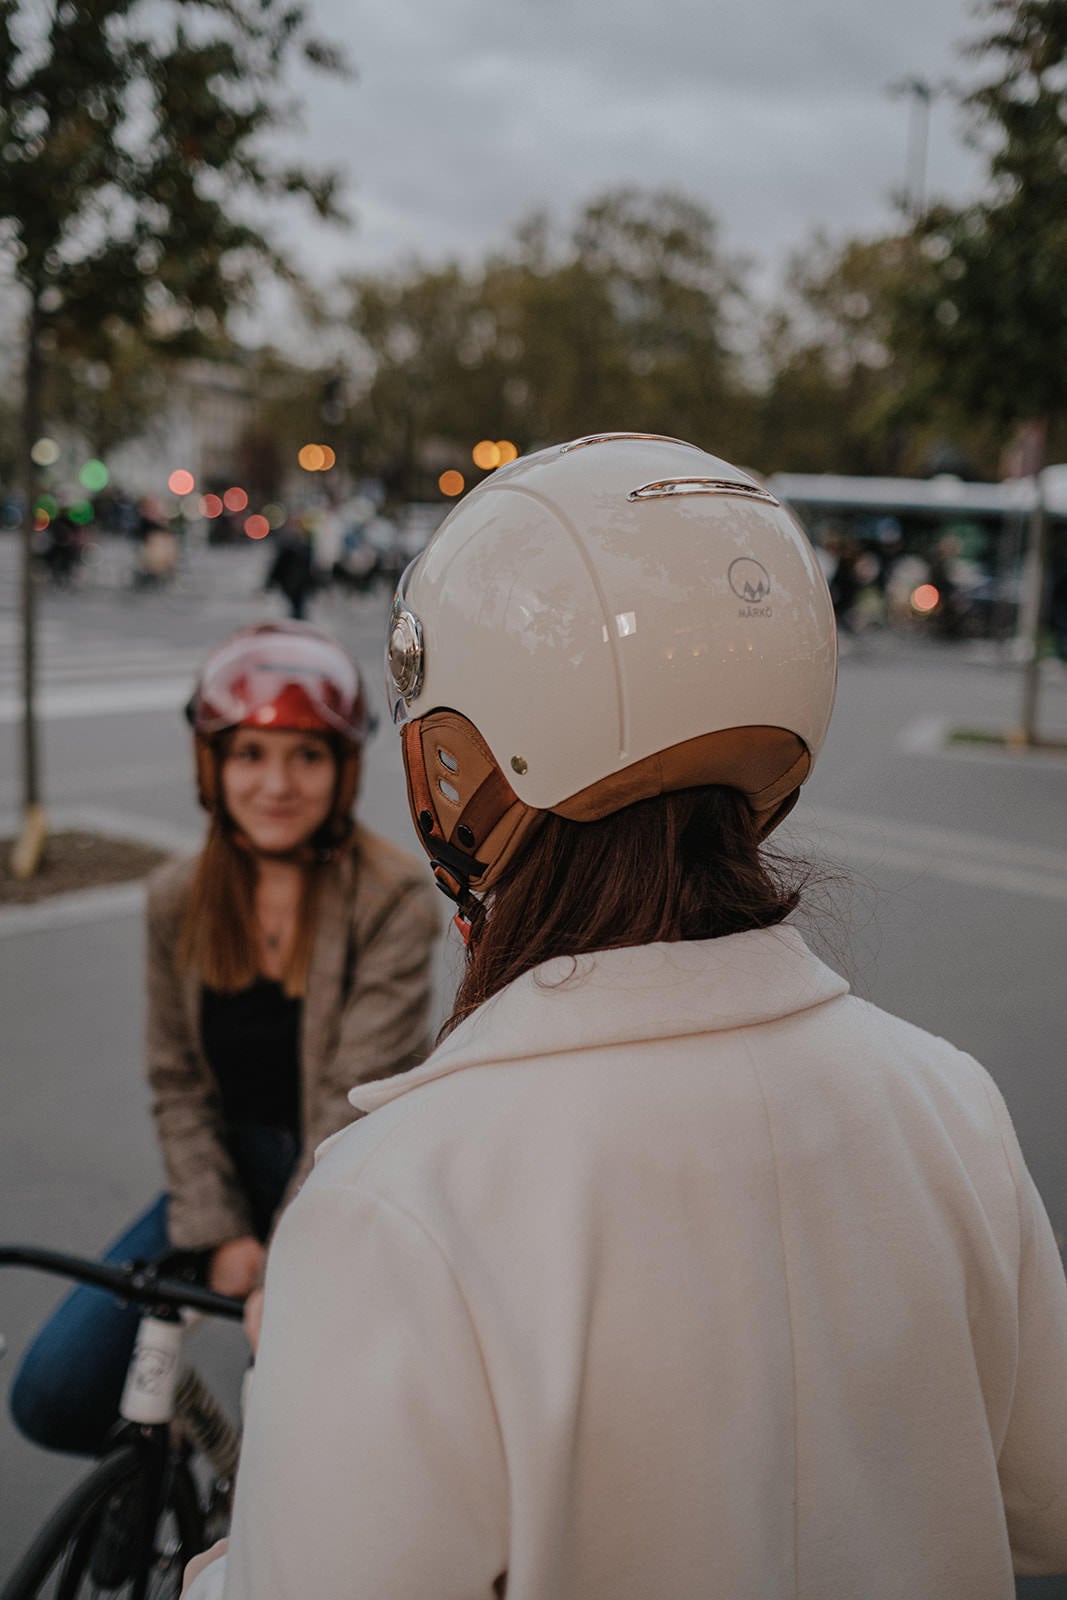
left=273, top=0, right=987, bottom=294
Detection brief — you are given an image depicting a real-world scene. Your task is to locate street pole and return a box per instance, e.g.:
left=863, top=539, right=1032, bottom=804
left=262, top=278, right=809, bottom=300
left=890, top=77, right=935, bottom=222
left=1019, top=422, right=1050, bottom=745
left=907, top=81, right=932, bottom=221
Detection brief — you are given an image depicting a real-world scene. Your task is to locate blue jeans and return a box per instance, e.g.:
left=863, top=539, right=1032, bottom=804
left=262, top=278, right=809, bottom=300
left=10, top=1123, right=298, bottom=1457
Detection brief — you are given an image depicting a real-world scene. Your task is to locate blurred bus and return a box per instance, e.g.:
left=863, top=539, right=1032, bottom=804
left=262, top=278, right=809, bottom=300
left=767, top=471, right=1067, bottom=643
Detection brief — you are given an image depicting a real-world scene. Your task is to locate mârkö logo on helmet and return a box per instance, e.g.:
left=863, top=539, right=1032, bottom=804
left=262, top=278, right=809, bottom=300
left=728, top=558, right=771, bottom=604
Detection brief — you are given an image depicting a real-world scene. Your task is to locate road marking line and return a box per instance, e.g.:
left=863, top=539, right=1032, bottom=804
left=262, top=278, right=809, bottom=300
left=0, top=678, right=190, bottom=722
left=799, top=807, right=1067, bottom=904
left=0, top=759, right=187, bottom=811
left=0, top=655, right=382, bottom=724
left=3, top=798, right=1065, bottom=938
left=808, top=806, right=1067, bottom=874
left=0, top=655, right=202, bottom=682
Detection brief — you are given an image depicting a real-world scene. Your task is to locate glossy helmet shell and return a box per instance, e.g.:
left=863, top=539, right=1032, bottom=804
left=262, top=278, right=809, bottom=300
left=387, top=433, right=837, bottom=894
left=188, top=622, right=371, bottom=827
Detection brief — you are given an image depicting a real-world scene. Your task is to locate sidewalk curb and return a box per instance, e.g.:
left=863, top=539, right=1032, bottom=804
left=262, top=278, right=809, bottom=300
left=0, top=808, right=199, bottom=939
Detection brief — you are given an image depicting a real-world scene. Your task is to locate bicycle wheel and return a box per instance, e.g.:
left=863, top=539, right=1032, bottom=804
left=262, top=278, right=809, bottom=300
left=0, top=1442, right=204, bottom=1600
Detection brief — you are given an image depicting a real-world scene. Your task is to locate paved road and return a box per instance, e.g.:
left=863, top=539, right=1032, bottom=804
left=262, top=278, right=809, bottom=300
left=2, top=547, right=1067, bottom=1591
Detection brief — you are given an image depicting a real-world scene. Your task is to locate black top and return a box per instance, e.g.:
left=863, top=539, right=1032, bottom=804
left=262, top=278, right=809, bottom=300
left=201, top=978, right=302, bottom=1136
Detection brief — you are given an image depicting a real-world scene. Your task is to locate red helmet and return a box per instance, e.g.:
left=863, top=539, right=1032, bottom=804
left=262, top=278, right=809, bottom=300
left=187, top=623, right=373, bottom=846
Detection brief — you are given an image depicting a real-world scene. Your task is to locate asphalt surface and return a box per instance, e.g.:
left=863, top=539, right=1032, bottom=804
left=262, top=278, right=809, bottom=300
left=2, top=535, right=1067, bottom=1592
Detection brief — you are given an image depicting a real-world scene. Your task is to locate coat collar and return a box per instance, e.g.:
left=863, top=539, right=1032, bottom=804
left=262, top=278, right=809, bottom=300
left=349, top=925, right=849, bottom=1113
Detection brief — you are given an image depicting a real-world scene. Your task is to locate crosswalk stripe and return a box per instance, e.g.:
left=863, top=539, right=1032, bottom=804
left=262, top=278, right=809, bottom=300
left=795, top=806, right=1067, bottom=906
left=0, top=678, right=191, bottom=723
left=0, top=655, right=203, bottom=683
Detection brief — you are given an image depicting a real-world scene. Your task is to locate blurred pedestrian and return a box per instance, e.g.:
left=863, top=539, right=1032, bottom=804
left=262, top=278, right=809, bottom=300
left=312, top=496, right=343, bottom=590
left=825, top=531, right=861, bottom=632
left=133, top=495, right=177, bottom=587
left=927, top=534, right=966, bottom=640
left=265, top=521, right=316, bottom=619
left=43, top=507, right=81, bottom=588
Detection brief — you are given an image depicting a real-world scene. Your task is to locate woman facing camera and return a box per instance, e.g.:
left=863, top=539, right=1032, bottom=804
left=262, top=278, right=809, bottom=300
left=11, top=621, right=440, bottom=1456
left=189, top=441, right=1067, bottom=1600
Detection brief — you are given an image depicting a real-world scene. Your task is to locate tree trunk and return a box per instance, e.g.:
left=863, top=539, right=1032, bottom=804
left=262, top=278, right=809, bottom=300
left=11, top=298, right=47, bottom=878
left=1019, top=419, right=1049, bottom=745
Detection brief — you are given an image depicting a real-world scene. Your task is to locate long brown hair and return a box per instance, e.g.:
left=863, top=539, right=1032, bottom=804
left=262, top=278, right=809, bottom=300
left=443, top=785, right=808, bottom=1038
left=177, top=828, right=325, bottom=1001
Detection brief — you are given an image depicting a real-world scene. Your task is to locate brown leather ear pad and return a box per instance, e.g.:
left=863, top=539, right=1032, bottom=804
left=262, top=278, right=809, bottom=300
left=402, top=715, right=811, bottom=891
left=402, top=711, right=546, bottom=889
left=554, top=726, right=810, bottom=828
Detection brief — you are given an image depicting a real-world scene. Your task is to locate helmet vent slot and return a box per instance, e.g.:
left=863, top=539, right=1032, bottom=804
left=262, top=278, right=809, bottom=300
left=437, top=748, right=459, bottom=773
left=437, top=777, right=460, bottom=805
left=628, top=477, right=780, bottom=506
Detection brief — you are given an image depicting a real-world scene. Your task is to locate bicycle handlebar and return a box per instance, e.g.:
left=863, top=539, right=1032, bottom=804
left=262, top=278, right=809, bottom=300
left=0, top=1245, right=245, bottom=1321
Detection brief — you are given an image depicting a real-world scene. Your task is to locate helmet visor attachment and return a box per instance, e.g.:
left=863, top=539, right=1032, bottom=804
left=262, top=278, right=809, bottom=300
left=191, top=629, right=371, bottom=743
left=386, top=558, right=425, bottom=730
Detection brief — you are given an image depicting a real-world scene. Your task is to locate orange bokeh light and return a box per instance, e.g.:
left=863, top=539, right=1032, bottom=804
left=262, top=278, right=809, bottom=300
left=34, top=509, right=50, bottom=531
left=911, top=583, right=940, bottom=614
left=168, top=469, right=195, bottom=496
left=438, top=470, right=465, bottom=497
left=495, top=439, right=519, bottom=464
left=199, top=494, right=223, bottom=519
left=320, top=445, right=337, bottom=470
left=244, top=514, right=270, bottom=540
left=298, top=443, right=326, bottom=472
left=472, top=440, right=501, bottom=471
left=223, top=487, right=248, bottom=513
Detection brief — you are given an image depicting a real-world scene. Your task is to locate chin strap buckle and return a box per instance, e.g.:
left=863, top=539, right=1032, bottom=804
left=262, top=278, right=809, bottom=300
left=431, top=861, right=483, bottom=946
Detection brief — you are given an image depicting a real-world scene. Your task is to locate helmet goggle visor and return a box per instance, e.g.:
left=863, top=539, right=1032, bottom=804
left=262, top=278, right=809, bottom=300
left=193, top=639, right=369, bottom=742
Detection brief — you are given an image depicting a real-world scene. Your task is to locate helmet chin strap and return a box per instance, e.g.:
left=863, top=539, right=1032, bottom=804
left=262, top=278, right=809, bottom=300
left=425, top=853, right=486, bottom=946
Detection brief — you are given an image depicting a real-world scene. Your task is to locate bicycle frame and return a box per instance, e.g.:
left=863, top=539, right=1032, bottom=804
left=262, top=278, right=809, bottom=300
left=0, top=1244, right=243, bottom=1600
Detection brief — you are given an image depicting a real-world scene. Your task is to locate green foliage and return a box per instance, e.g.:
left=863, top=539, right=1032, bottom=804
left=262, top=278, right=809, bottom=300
left=758, top=228, right=1004, bottom=476
left=755, top=231, right=912, bottom=474
left=0, top=0, right=349, bottom=454
left=894, top=0, right=1067, bottom=434
left=345, top=188, right=751, bottom=495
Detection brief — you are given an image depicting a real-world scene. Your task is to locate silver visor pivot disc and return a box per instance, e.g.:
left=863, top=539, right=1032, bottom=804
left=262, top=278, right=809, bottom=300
left=387, top=606, right=425, bottom=706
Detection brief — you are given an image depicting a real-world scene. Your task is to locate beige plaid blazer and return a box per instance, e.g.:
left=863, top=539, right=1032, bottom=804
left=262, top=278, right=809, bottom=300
left=144, top=825, right=441, bottom=1251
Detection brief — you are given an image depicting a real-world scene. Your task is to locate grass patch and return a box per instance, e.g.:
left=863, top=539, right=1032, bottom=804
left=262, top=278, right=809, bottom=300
left=947, top=727, right=1067, bottom=753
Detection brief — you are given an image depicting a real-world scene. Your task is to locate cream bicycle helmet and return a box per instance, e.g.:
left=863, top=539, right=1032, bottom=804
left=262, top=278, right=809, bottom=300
left=385, top=433, right=837, bottom=915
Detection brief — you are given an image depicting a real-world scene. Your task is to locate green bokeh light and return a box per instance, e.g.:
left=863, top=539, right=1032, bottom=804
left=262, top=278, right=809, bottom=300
left=79, top=459, right=109, bottom=492
left=33, top=493, right=59, bottom=519
left=68, top=501, right=95, bottom=526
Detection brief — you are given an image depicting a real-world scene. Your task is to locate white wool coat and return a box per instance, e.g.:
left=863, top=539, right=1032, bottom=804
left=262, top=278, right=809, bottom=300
left=192, top=927, right=1067, bottom=1600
